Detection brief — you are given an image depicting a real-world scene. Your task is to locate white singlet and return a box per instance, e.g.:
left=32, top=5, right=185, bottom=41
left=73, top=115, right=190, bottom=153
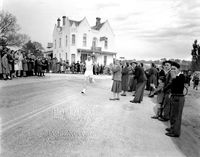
left=84, top=60, right=93, bottom=77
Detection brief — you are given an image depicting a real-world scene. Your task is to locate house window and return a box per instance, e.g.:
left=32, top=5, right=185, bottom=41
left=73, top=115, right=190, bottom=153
left=54, top=40, right=56, bottom=49
left=66, top=35, right=68, bottom=47
left=92, top=37, right=97, bottom=48
left=72, top=34, right=76, bottom=45
left=59, top=38, right=61, bottom=48
left=104, top=39, right=108, bottom=49
left=83, top=33, right=87, bottom=47
left=71, top=54, right=75, bottom=63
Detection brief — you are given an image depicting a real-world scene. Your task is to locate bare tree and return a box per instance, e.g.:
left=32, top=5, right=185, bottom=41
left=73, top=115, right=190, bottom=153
left=0, top=11, right=29, bottom=46
left=0, top=11, right=20, bottom=36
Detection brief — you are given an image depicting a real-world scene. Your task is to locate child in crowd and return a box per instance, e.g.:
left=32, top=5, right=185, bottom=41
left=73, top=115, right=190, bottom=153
left=192, top=73, right=199, bottom=90
left=150, top=76, right=165, bottom=119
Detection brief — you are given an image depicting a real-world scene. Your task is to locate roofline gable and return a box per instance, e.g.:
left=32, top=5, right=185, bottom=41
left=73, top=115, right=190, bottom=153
left=100, top=20, right=115, bottom=36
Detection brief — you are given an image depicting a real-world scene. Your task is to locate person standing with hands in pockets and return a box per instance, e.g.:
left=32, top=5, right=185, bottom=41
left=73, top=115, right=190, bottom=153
left=164, top=62, right=185, bottom=137
left=109, top=59, right=122, bottom=100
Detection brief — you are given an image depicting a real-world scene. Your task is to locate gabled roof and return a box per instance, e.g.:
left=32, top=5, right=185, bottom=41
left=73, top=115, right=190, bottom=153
left=91, top=22, right=105, bottom=30
left=69, top=19, right=82, bottom=26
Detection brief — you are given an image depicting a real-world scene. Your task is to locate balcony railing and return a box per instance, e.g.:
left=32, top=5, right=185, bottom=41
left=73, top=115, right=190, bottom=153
left=91, top=46, right=102, bottom=52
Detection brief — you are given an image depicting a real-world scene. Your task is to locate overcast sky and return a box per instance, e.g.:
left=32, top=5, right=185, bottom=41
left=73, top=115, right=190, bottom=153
left=2, top=0, right=200, bottom=60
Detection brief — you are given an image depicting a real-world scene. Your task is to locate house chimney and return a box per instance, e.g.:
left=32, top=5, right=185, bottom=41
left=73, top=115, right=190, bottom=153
left=96, top=17, right=101, bottom=26
left=57, top=18, right=61, bottom=27
left=62, top=16, right=66, bottom=26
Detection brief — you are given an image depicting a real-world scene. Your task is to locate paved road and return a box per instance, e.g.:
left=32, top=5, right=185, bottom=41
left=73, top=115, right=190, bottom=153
left=0, top=74, right=187, bottom=157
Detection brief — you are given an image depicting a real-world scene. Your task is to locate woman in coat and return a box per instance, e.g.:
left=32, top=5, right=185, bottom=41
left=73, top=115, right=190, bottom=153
left=2, top=53, right=10, bottom=80
left=110, top=60, right=122, bottom=100
left=121, top=62, right=129, bottom=96
left=22, top=56, right=28, bottom=77
left=148, top=63, right=158, bottom=95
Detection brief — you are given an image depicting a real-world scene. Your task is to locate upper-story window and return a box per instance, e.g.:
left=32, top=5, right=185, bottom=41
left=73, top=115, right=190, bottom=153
left=59, top=38, right=61, bottom=48
left=66, top=35, right=68, bottom=47
left=72, top=34, right=76, bottom=45
left=83, top=33, right=87, bottom=47
left=104, top=39, right=108, bottom=49
left=54, top=40, right=56, bottom=49
left=92, top=37, right=97, bottom=48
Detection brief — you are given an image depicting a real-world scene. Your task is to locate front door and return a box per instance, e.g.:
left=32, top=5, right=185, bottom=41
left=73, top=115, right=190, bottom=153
left=104, top=55, right=107, bottom=66
left=81, top=54, right=87, bottom=63
left=65, top=53, right=67, bottom=62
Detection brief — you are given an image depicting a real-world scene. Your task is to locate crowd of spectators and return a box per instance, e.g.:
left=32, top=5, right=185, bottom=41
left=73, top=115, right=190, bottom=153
left=0, top=45, right=107, bottom=80
left=109, top=59, right=199, bottom=137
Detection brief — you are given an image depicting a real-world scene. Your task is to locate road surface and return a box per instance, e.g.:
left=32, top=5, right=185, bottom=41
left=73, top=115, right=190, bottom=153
left=0, top=74, right=198, bottom=157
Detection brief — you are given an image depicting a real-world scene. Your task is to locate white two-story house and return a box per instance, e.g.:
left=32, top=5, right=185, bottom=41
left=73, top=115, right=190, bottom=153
left=53, top=16, right=116, bottom=65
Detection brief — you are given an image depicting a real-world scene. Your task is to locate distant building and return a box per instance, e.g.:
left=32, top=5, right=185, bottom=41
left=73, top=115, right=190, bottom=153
left=53, top=16, right=116, bottom=65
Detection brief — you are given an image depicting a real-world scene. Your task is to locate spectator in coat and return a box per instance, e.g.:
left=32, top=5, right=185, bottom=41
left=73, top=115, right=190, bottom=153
left=130, top=62, right=147, bottom=103
left=48, top=57, right=53, bottom=73
left=158, top=60, right=173, bottom=122
left=41, top=58, right=46, bottom=76
left=52, top=57, right=57, bottom=73
left=56, top=59, right=61, bottom=73
left=14, top=50, right=23, bottom=77
left=192, top=73, right=199, bottom=90
left=62, top=60, right=66, bottom=73
left=164, top=62, right=185, bottom=137
left=148, top=63, right=158, bottom=96
left=37, top=57, right=42, bottom=76
left=22, top=55, right=28, bottom=77
left=0, top=46, right=3, bottom=78
left=44, top=58, right=49, bottom=73
left=128, top=62, right=137, bottom=93
left=128, top=62, right=134, bottom=92
left=27, top=54, right=35, bottom=76
left=109, top=59, right=122, bottom=100
left=2, top=53, right=10, bottom=80
left=121, top=62, right=129, bottom=96
left=34, top=57, right=39, bottom=76
left=7, top=49, right=14, bottom=79
left=76, top=61, right=81, bottom=73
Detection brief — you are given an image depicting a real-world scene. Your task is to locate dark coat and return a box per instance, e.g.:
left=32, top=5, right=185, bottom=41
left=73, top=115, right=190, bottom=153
left=163, top=71, right=172, bottom=93
left=134, top=66, right=147, bottom=83
left=2, top=54, right=10, bottom=74
left=149, top=67, right=158, bottom=87
left=22, top=58, right=28, bottom=71
left=27, top=58, right=34, bottom=71
left=0, top=55, right=2, bottom=74
left=0, top=50, right=2, bottom=74
left=7, top=53, right=14, bottom=72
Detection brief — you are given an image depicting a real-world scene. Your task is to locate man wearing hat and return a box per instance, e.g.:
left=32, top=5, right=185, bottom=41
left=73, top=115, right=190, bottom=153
left=164, top=61, right=185, bottom=137
left=158, top=60, right=172, bottom=121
